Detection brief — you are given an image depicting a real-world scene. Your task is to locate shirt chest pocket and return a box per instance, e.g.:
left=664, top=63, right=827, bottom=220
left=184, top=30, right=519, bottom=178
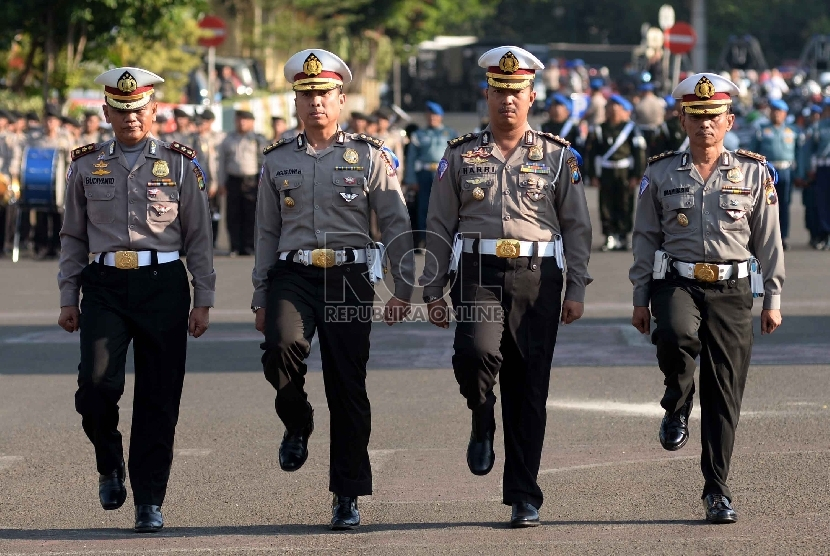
left=460, top=176, right=494, bottom=215
left=84, top=185, right=116, bottom=224
left=332, top=174, right=368, bottom=209
left=661, top=194, right=696, bottom=232
left=278, top=179, right=303, bottom=219
left=518, top=177, right=551, bottom=214
left=147, top=188, right=179, bottom=223
left=719, top=193, right=752, bottom=231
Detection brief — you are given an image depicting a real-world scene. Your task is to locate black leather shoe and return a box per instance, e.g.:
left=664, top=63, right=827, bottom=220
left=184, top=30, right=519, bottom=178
left=467, top=407, right=495, bottom=476
left=279, top=410, right=314, bottom=472
left=134, top=504, right=164, bottom=533
left=659, top=398, right=693, bottom=451
left=99, top=459, right=127, bottom=510
left=510, top=502, right=540, bottom=528
left=330, top=494, right=360, bottom=530
left=703, top=494, right=738, bottom=524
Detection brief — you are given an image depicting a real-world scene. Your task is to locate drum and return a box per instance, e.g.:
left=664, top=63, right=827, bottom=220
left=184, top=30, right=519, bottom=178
left=19, top=147, right=65, bottom=208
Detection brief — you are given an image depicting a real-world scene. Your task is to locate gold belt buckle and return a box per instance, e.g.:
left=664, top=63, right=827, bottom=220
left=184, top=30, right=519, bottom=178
left=693, top=263, right=719, bottom=283
left=114, top=250, right=139, bottom=269
left=311, top=249, right=335, bottom=268
left=495, top=239, right=521, bottom=258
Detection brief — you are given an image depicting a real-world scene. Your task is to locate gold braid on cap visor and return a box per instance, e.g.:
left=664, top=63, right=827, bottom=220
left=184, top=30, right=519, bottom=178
left=104, top=90, right=154, bottom=110
left=292, top=78, right=342, bottom=91
left=487, top=77, right=533, bottom=90
left=681, top=98, right=732, bottom=115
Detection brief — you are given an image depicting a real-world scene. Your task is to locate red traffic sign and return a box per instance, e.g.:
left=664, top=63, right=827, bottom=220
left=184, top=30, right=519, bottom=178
left=664, top=22, right=697, bottom=55
left=198, top=16, right=226, bottom=48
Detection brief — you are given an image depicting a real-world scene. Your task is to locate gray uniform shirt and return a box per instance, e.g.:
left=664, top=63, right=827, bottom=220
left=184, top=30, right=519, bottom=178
left=419, top=125, right=593, bottom=302
left=252, top=131, right=415, bottom=309
left=58, top=137, right=216, bottom=308
left=217, top=131, right=268, bottom=183
left=630, top=149, right=785, bottom=310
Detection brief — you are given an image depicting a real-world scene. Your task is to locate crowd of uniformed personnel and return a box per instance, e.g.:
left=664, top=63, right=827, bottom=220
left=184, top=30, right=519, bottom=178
left=0, top=42, right=826, bottom=533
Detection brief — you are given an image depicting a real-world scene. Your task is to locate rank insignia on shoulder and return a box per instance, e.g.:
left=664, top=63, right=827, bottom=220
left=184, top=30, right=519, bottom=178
left=263, top=138, right=290, bottom=154
left=169, top=142, right=196, bottom=159
left=71, top=143, right=98, bottom=161
left=448, top=133, right=478, bottom=147
left=736, top=149, right=766, bottom=162
left=354, top=133, right=384, bottom=149
left=538, top=131, right=570, bottom=147
left=648, top=151, right=676, bottom=164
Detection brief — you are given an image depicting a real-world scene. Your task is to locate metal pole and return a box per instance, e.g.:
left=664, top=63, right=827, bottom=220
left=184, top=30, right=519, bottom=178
left=672, top=54, right=682, bottom=89
left=207, top=46, right=216, bottom=106
left=393, top=58, right=401, bottom=109
left=691, top=0, right=707, bottom=71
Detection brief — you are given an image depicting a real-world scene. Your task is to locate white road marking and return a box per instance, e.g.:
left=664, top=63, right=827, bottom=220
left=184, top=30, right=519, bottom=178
left=175, top=449, right=212, bottom=457
left=547, top=399, right=701, bottom=418
left=0, top=455, right=24, bottom=471
left=617, top=324, right=653, bottom=347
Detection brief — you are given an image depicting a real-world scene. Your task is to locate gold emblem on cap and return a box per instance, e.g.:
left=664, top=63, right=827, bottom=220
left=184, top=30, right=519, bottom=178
left=343, top=148, right=359, bottom=164
left=498, top=51, right=520, bottom=74
left=152, top=160, right=169, bottom=177
left=117, top=72, right=138, bottom=93
left=284, top=197, right=295, bottom=207
left=677, top=213, right=689, bottom=227
left=303, top=53, right=323, bottom=77
left=528, top=144, right=543, bottom=161
left=694, top=76, right=716, bottom=100
left=727, top=167, right=743, bottom=183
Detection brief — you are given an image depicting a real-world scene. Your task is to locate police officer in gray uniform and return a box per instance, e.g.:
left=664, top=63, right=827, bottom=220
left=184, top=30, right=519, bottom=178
left=58, top=67, right=215, bottom=533
left=420, top=46, right=592, bottom=528
left=630, top=73, right=784, bottom=524
left=252, top=49, right=414, bottom=531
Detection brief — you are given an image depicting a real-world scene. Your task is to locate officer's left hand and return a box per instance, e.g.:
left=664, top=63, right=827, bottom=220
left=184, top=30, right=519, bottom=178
left=189, top=307, right=210, bottom=338
left=560, top=300, right=584, bottom=325
left=383, top=297, right=411, bottom=326
left=761, top=309, right=782, bottom=335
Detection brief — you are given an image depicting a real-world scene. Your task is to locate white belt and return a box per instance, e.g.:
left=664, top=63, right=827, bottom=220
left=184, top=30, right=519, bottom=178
left=462, top=237, right=559, bottom=258
left=672, top=260, right=749, bottom=282
left=96, top=250, right=180, bottom=269
left=812, top=157, right=830, bottom=168
left=600, top=156, right=634, bottom=169
left=279, top=248, right=366, bottom=268
left=769, top=160, right=793, bottom=169
left=414, top=161, right=440, bottom=172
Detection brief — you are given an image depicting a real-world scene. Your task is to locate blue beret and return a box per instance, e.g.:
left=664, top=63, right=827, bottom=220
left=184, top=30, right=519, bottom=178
left=664, top=95, right=676, bottom=108
left=823, top=97, right=830, bottom=106
left=609, top=94, right=633, bottom=112
left=425, top=101, right=444, bottom=116
left=546, top=93, right=573, bottom=114
left=812, top=104, right=824, bottom=114
left=590, top=78, right=604, bottom=90
left=638, top=82, right=654, bottom=92
left=769, top=99, right=788, bottom=112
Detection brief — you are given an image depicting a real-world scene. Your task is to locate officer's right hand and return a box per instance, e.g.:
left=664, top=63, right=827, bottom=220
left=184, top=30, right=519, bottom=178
left=58, top=306, right=80, bottom=333
left=631, top=306, right=651, bottom=335
left=427, top=298, right=449, bottom=329
left=255, top=308, right=266, bottom=334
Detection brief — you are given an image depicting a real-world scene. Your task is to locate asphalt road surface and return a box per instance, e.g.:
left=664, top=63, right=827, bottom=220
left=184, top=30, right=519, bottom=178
left=1, top=188, right=828, bottom=555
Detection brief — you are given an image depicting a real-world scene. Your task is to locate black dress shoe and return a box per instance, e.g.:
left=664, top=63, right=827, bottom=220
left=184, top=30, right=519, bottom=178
left=510, top=502, right=540, bottom=528
left=279, top=410, right=314, bottom=472
left=703, top=494, right=738, bottom=524
left=330, top=494, right=360, bottom=530
left=659, top=398, right=693, bottom=451
left=467, top=407, right=495, bottom=476
left=134, top=504, right=164, bottom=533
left=99, top=459, right=127, bottom=510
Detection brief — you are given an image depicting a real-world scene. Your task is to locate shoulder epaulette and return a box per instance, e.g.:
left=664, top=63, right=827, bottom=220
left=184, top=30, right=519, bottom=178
left=71, top=143, right=98, bottom=161
left=353, top=133, right=384, bottom=150
left=537, top=131, right=570, bottom=148
left=648, top=151, right=677, bottom=164
left=263, top=138, right=291, bottom=155
left=736, top=148, right=766, bottom=162
left=168, top=141, right=196, bottom=159
left=447, top=133, right=479, bottom=147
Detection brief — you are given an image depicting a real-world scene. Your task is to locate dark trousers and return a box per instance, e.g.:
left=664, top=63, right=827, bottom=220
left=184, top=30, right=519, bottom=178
left=0, top=204, right=6, bottom=252
left=650, top=275, right=753, bottom=501
left=415, top=170, right=436, bottom=246
left=774, top=167, right=792, bottom=239
left=449, top=251, right=563, bottom=509
left=598, top=169, right=634, bottom=236
left=803, top=182, right=821, bottom=239
left=35, top=210, right=61, bottom=254
left=75, top=259, right=191, bottom=506
left=260, top=260, right=375, bottom=496
left=814, top=167, right=830, bottom=235
left=225, top=174, right=258, bottom=254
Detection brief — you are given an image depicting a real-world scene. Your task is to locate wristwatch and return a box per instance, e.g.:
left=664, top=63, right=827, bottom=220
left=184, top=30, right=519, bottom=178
left=423, top=295, right=441, bottom=304
left=251, top=306, right=263, bottom=313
